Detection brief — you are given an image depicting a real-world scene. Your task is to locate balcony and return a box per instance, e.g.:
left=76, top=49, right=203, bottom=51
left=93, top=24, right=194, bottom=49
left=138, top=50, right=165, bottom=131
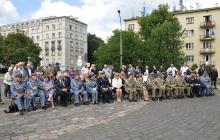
left=200, top=21, right=215, bottom=28
left=200, top=34, right=215, bottom=41
left=200, top=48, right=215, bottom=54
left=200, top=61, right=215, bottom=65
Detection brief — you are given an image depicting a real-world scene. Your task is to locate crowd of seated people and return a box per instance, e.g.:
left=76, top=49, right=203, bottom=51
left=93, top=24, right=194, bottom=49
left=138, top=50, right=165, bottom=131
left=3, top=62, right=217, bottom=115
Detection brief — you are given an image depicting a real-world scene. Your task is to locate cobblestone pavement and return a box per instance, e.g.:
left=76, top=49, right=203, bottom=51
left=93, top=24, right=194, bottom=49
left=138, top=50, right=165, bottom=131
left=1, top=79, right=220, bottom=140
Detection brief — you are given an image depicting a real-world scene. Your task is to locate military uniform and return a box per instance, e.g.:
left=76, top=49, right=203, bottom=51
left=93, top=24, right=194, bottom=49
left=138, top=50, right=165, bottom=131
left=165, top=76, right=178, bottom=98
left=176, top=76, right=191, bottom=98
left=136, top=76, right=146, bottom=96
left=156, top=77, right=166, bottom=99
left=147, top=77, right=158, bottom=100
left=125, top=79, right=138, bottom=101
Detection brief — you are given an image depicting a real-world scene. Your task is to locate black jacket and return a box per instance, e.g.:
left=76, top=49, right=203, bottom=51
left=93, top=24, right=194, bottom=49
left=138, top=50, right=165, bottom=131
left=209, top=69, right=218, bottom=79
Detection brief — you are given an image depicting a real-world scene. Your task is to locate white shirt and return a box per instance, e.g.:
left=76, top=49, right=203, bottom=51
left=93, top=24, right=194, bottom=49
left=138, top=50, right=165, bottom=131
left=4, top=72, right=13, bottom=85
left=167, top=67, right=178, bottom=77
left=180, top=66, right=189, bottom=75
left=112, top=78, right=122, bottom=88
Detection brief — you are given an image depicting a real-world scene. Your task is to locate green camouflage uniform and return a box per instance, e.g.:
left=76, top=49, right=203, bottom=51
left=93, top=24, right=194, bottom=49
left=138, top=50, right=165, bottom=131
left=176, top=77, right=191, bottom=97
left=156, top=77, right=166, bottom=98
left=125, top=79, right=138, bottom=101
left=165, top=77, right=178, bottom=98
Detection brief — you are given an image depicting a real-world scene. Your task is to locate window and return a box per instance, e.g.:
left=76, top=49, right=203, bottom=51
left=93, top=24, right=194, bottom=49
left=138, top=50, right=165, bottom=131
left=203, top=42, right=212, bottom=49
left=52, top=24, right=55, bottom=30
left=32, top=28, right=34, bottom=34
left=46, top=33, right=49, bottom=39
left=51, top=41, right=55, bottom=56
left=185, top=30, right=194, bottom=37
left=70, top=41, right=74, bottom=56
left=128, top=24, right=135, bottom=30
left=186, top=43, right=194, bottom=50
left=70, top=25, right=72, bottom=30
left=45, top=42, right=49, bottom=56
left=36, top=36, right=40, bottom=41
left=58, top=32, right=62, bottom=37
left=57, top=40, right=62, bottom=56
left=186, top=17, right=194, bottom=24
left=52, top=33, right=55, bottom=38
left=58, top=23, right=62, bottom=29
left=204, top=55, right=211, bottom=61
left=185, top=55, right=194, bottom=62
left=35, top=28, right=39, bottom=33
left=203, top=15, right=212, bottom=22
left=46, top=25, right=49, bottom=30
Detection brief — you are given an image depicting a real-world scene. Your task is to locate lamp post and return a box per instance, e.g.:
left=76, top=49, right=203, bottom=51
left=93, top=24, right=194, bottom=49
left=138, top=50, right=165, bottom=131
left=118, top=10, right=123, bottom=67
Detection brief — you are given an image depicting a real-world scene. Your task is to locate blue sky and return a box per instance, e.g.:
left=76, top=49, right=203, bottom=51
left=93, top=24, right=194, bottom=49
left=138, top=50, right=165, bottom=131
left=1, top=0, right=220, bottom=40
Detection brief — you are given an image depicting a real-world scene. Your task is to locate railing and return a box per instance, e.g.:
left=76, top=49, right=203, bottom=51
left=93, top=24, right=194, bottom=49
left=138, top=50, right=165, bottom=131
left=200, top=61, right=215, bottom=65
left=200, top=21, right=215, bottom=28
left=200, top=34, right=215, bottom=41
left=200, top=48, right=215, bottom=54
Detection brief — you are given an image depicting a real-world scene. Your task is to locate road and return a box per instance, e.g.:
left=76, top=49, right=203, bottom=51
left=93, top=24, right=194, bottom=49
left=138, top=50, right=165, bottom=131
left=0, top=79, right=220, bottom=140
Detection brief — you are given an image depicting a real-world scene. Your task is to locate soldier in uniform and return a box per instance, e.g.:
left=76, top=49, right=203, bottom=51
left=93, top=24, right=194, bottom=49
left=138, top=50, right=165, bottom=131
left=26, top=73, right=46, bottom=109
left=156, top=72, right=166, bottom=100
left=125, top=73, right=138, bottom=102
left=147, top=73, right=158, bottom=101
left=10, top=74, right=28, bottom=115
left=165, top=72, right=178, bottom=99
left=136, top=74, right=149, bottom=102
left=175, top=72, right=191, bottom=98
left=70, top=73, right=88, bottom=106
left=187, top=71, right=200, bottom=97
left=86, top=73, right=98, bottom=104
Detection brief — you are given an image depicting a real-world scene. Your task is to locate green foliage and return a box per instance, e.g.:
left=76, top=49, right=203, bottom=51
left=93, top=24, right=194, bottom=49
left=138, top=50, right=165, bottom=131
left=87, top=33, right=104, bottom=64
left=138, top=4, right=185, bottom=68
left=191, top=64, right=198, bottom=71
left=94, top=30, right=143, bottom=69
left=0, top=32, right=41, bottom=67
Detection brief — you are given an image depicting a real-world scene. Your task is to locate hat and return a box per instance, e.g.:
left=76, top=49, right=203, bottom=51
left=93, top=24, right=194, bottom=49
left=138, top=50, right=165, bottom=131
left=15, top=74, right=22, bottom=78
left=168, top=71, right=172, bottom=75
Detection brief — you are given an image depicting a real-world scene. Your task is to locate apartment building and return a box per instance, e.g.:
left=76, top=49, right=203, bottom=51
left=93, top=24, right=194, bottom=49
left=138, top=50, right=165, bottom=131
left=0, top=16, right=88, bottom=70
left=124, top=6, right=220, bottom=71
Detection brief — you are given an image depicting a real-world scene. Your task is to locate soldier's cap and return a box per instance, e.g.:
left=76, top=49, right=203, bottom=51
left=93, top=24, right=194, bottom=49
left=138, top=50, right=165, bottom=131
left=192, top=70, right=197, bottom=74
left=15, top=74, right=22, bottom=78
left=168, top=71, right=172, bottom=75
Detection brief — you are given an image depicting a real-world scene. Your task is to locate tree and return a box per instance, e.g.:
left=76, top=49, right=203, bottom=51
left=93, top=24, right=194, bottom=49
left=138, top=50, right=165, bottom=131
left=0, top=32, right=41, bottom=67
left=87, top=33, right=104, bottom=63
left=138, top=4, right=185, bottom=69
left=94, top=30, right=143, bottom=69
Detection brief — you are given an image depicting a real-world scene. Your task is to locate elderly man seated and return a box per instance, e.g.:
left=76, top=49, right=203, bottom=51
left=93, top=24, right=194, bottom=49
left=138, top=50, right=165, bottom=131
left=199, top=71, right=215, bottom=96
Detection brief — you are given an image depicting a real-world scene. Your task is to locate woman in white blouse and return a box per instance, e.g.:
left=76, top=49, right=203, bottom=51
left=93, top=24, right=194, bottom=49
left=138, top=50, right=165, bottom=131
left=112, top=72, right=123, bottom=102
left=3, top=67, right=13, bottom=98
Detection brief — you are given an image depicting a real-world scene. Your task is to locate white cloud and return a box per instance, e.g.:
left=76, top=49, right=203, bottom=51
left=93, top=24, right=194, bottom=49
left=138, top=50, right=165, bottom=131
left=31, top=0, right=220, bottom=41
left=0, top=0, right=19, bottom=21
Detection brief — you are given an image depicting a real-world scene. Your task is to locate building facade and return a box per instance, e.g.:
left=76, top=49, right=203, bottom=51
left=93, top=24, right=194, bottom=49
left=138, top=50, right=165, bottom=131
left=124, top=7, right=220, bottom=71
left=0, top=16, right=88, bottom=70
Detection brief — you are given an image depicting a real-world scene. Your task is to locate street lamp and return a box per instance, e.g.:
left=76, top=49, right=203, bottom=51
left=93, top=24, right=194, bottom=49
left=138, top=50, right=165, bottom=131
left=117, top=10, right=123, bottom=67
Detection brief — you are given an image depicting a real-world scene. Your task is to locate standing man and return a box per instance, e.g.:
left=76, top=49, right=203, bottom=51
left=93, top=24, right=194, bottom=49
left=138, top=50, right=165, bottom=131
left=209, top=65, right=218, bottom=89
left=167, top=64, right=178, bottom=77
left=180, top=63, right=189, bottom=76
left=198, top=64, right=206, bottom=77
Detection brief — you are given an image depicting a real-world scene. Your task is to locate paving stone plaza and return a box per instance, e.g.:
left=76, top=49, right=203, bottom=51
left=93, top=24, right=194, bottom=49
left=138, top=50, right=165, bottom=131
left=1, top=79, right=220, bottom=140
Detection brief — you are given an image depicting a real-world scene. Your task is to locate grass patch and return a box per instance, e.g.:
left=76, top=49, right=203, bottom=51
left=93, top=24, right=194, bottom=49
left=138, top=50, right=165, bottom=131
left=0, top=73, right=5, bottom=78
